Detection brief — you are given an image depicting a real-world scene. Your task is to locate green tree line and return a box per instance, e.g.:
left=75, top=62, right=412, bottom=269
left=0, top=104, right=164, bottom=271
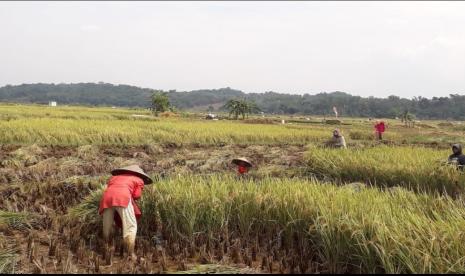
left=0, top=83, right=464, bottom=119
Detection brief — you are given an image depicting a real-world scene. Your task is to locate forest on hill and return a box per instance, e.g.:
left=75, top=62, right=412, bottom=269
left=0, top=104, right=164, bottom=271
left=0, top=83, right=464, bottom=119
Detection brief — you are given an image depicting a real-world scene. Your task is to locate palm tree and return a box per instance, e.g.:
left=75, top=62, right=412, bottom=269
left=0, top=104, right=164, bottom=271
left=224, top=100, right=243, bottom=119
left=401, top=110, right=416, bottom=128
left=224, top=99, right=259, bottom=120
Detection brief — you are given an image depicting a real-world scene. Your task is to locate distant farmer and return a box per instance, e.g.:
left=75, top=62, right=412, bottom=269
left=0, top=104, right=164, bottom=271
left=374, top=120, right=386, bottom=140
left=232, top=157, right=253, bottom=176
left=326, top=129, right=347, bottom=149
left=99, top=165, right=153, bottom=261
left=448, top=144, right=465, bottom=170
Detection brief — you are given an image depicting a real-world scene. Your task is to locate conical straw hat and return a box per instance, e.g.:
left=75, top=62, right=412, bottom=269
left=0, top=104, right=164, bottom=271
left=232, top=157, right=253, bottom=168
left=111, top=165, right=153, bottom=185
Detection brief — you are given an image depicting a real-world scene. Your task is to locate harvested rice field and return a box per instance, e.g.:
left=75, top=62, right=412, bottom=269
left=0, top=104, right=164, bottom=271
left=1, top=104, right=465, bottom=274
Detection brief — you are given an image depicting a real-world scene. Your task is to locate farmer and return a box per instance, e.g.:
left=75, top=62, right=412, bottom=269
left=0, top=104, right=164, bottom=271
left=99, top=165, right=153, bottom=261
left=374, top=120, right=386, bottom=140
left=326, top=129, right=347, bottom=149
left=232, top=157, right=253, bottom=176
left=448, top=144, right=465, bottom=170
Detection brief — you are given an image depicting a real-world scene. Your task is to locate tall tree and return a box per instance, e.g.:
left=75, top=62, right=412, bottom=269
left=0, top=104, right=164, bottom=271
left=151, top=91, right=170, bottom=116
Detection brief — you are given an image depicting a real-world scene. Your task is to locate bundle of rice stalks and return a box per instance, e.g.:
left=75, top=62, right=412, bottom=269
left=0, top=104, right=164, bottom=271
left=0, top=246, right=17, bottom=274
left=67, top=188, right=102, bottom=217
left=67, top=188, right=104, bottom=233
left=172, top=264, right=259, bottom=274
left=143, top=144, right=164, bottom=155
left=0, top=210, right=41, bottom=231
left=76, top=145, right=99, bottom=160
left=1, top=145, right=43, bottom=168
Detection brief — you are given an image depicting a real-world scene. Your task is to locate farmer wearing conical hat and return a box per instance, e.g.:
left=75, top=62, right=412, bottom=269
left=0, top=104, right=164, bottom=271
left=99, top=165, right=153, bottom=261
left=232, top=157, right=253, bottom=175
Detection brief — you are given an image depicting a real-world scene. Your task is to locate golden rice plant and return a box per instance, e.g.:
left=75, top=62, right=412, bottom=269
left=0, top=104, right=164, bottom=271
left=70, top=174, right=465, bottom=273
left=0, top=104, right=149, bottom=121
left=0, top=103, right=463, bottom=147
left=0, top=118, right=329, bottom=146
left=306, top=146, right=465, bottom=195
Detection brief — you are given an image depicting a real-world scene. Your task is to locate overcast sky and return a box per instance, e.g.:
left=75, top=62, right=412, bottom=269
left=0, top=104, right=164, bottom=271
left=1, top=1, right=465, bottom=98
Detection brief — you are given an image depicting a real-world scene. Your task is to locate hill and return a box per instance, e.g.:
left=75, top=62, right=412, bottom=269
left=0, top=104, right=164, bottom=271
left=0, top=83, right=154, bottom=107
left=0, top=83, right=465, bottom=119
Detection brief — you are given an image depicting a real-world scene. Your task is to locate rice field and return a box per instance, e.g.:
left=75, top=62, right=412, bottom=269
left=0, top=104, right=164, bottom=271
left=0, top=103, right=464, bottom=146
left=0, top=118, right=331, bottom=146
left=70, top=175, right=465, bottom=273
left=306, top=146, right=465, bottom=196
left=1, top=103, right=465, bottom=274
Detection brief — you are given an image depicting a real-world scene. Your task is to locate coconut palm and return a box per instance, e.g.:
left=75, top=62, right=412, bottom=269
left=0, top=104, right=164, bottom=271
left=401, top=110, right=416, bottom=128
left=224, top=99, right=260, bottom=120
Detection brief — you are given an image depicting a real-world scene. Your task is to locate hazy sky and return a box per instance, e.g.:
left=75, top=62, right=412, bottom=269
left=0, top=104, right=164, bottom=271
left=1, top=1, right=465, bottom=98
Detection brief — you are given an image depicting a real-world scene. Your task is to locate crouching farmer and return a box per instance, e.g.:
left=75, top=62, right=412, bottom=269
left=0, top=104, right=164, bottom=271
left=326, top=129, right=347, bottom=149
left=449, top=144, right=465, bottom=171
left=232, top=157, right=253, bottom=176
left=99, top=165, right=153, bottom=261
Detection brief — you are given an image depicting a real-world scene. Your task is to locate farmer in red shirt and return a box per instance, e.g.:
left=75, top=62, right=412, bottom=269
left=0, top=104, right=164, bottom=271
left=99, top=165, right=153, bottom=261
left=374, top=120, right=386, bottom=140
left=232, top=157, right=253, bottom=176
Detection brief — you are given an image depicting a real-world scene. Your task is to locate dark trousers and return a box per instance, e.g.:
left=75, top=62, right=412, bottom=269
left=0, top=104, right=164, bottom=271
left=377, top=132, right=383, bottom=140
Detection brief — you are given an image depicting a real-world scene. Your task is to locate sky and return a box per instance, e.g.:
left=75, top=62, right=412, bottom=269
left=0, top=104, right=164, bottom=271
left=1, top=1, right=465, bottom=98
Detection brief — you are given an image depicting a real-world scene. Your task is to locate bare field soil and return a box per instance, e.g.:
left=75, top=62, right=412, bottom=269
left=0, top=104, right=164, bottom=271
left=0, top=144, right=306, bottom=184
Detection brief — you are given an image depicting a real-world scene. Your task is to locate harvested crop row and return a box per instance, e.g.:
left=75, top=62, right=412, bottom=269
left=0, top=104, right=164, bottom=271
left=0, top=144, right=306, bottom=185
